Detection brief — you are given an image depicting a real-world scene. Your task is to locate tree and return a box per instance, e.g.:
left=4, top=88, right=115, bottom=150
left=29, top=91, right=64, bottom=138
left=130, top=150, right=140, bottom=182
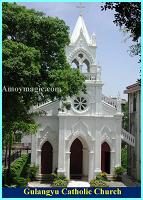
left=101, top=2, right=141, bottom=60
left=2, top=3, right=85, bottom=184
left=122, top=102, right=129, bottom=131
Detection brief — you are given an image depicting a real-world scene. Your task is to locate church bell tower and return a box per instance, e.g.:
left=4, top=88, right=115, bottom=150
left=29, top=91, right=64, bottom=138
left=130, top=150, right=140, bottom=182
left=66, top=14, right=103, bottom=115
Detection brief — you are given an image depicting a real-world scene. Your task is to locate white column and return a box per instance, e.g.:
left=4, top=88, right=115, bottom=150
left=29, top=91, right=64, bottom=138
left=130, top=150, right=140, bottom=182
left=94, top=133, right=101, bottom=176
left=115, top=133, right=121, bottom=167
left=31, top=134, right=36, bottom=164
left=83, top=148, right=88, bottom=176
left=37, top=149, right=41, bottom=174
left=110, top=151, right=115, bottom=174
left=65, top=151, right=71, bottom=179
left=110, top=138, right=116, bottom=174
left=95, top=83, right=103, bottom=114
left=57, top=117, right=65, bottom=175
left=88, top=151, right=94, bottom=181
left=53, top=149, right=58, bottom=173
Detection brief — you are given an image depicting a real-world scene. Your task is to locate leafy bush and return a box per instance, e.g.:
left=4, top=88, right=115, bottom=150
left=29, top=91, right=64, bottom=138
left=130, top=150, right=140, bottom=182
left=52, top=179, right=68, bottom=187
left=27, top=165, right=39, bottom=181
left=55, top=174, right=67, bottom=180
left=3, top=154, right=30, bottom=186
left=45, top=173, right=68, bottom=184
left=121, top=147, right=127, bottom=170
left=4, top=184, right=17, bottom=188
left=44, top=173, right=57, bottom=183
left=96, top=172, right=108, bottom=181
left=21, top=154, right=31, bottom=177
left=11, top=154, right=29, bottom=178
left=114, top=166, right=125, bottom=180
left=13, top=177, right=30, bottom=187
left=90, top=180, right=109, bottom=187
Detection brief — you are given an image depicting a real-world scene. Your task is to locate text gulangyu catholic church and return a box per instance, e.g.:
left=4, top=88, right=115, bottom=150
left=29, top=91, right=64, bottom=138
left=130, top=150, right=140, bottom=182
left=29, top=14, right=134, bottom=181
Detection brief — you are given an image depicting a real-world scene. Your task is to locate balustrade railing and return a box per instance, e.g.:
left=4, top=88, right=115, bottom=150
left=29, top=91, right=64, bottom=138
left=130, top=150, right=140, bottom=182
left=121, top=129, right=135, bottom=147
left=102, top=94, right=117, bottom=108
left=83, top=72, right=96, bottom=80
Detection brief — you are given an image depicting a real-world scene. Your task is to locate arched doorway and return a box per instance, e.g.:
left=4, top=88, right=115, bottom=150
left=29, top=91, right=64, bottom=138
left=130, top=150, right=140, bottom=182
left=101, top=142, right=110, bottom=174
left=70, top=138, right=83, bottom=179
left=41, top=141, right=53, bottom=174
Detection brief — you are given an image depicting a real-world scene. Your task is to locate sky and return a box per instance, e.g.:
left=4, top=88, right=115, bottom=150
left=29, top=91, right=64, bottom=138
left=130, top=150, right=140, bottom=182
left=18, top=2, right=140, bottom=99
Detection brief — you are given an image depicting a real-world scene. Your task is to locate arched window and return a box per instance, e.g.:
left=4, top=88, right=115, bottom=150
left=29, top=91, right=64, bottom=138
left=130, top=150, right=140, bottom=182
left=82, top=59, right=90, bottom=73
left=72, top=59, right=79, bottom=69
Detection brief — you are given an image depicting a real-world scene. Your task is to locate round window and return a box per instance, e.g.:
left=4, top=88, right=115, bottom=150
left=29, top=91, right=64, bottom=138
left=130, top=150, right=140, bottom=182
left=73, top=96, right=87, bottom=111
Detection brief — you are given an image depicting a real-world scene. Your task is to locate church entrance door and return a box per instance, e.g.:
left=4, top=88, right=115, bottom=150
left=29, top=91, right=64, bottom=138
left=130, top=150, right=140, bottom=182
left=101, top=142, right=110, bottom=174
left=41, top=141, right=53, bottom=174
left=70, top=138, right=83, bottom=179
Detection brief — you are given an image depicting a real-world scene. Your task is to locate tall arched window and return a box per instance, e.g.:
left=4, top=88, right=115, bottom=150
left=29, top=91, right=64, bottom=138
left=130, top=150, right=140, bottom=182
left=82, top=59, right=90, bottom=73
left=72, top=59, right=79, bottom=69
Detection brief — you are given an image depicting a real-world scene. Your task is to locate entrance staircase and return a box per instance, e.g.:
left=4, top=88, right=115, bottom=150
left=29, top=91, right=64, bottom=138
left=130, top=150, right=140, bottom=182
left=121, top=129, right=135, bottom=147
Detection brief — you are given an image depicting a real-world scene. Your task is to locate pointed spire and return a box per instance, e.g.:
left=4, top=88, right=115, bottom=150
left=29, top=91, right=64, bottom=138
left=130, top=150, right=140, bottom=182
left=70, top=15, right=90, bottom=44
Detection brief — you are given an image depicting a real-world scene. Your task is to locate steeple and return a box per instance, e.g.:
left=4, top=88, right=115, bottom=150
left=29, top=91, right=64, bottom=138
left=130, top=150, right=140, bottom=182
left=70, top=15, right=91, bottom=45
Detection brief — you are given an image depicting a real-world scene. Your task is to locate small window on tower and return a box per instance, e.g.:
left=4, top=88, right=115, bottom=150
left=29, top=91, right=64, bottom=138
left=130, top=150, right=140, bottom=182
left=78, top=54, right=83, bottom=59
left=72, top=59, right=79, bottom=69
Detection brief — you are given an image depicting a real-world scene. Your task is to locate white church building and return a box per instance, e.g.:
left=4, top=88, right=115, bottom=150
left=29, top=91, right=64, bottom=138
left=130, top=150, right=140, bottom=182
left=30, top=14, right=135, bottom=181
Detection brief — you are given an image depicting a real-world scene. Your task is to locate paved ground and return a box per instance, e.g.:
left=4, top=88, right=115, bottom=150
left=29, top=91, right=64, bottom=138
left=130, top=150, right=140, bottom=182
left=28, top=173, right=141, bottom=188
left=67, top=180, right=90, bottom=187
left=108, top=181, right=126, bottom=187
left=28, top=181, right=50, bottom=187
left=28, top=180, right=126, bottom=187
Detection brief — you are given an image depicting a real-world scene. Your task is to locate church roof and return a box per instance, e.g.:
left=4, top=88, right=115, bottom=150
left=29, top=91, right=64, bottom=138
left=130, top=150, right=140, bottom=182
left=70, top=15, right=91, bottom=44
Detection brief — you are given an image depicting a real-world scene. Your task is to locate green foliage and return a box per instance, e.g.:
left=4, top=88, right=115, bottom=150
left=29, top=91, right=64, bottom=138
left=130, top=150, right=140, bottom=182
left=2, top=2, right=85, bottom=103
left=101, top=2, right=141, bottom=60
left=10, top=154, right=29, bottom=178
left=96, top=172, right=108, bottom=181
left=45, top=173, right=68, bottom=184
left=101, top=3, right=141, bottom=41
left=27, top=165, right=39, bottom=181
left=52, top=179, right=68, bottom=187
left=3, top=154, right=30, bottom=186
left=55, top=174, right=68, bottom=181
left=122, top=102, right=129, bottom=131
left=13, top=177, right=29, bottom=187
left=114, top=166, right=125, bottom=177
left=90, top=180, right=109, bottom=187
left=44, top=173, right=69, bottom=187
left=4, top=184, right=17, bottom=188
left=121, top=146, right=127, bottom=170
left=2, top=3, right=85, bottom=183
left=44, top=173, right=57, bottom=183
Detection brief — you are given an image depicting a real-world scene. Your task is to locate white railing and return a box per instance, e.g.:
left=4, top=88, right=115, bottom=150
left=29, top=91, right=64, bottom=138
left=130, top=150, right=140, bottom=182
left=32, top=101, right=49, bottom=109
left=121, top=129, right=135, bottom=147
left=83, top=73, right=96, bottom=80
left=102, top=94, right=117, bottom=108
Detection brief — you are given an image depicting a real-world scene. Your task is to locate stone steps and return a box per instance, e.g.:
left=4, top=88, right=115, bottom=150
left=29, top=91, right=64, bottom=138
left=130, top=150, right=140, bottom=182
left=107, top=174, right=114, bottom=181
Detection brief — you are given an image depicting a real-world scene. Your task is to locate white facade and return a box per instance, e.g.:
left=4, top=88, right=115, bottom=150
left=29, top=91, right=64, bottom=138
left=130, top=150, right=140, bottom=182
left=31, top=15, right=123, bottom=181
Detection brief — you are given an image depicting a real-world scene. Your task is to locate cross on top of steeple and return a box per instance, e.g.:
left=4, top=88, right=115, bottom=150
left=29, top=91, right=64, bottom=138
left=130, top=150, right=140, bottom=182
left=76, top=2, right=85, bottom=16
